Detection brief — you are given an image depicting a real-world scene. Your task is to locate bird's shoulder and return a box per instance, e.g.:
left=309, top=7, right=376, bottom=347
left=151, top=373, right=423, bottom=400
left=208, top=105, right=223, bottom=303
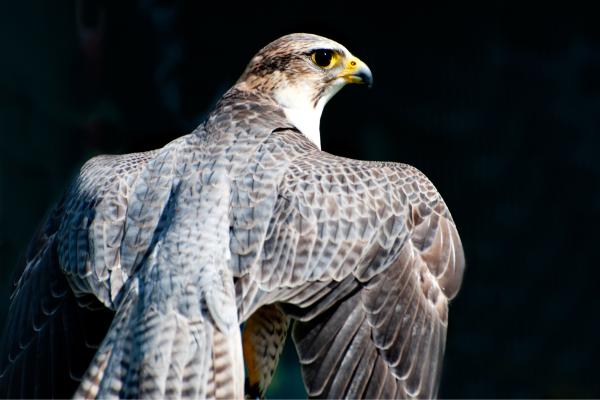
left=280, top=150, right=453, bottom=226
left=236, top=138, right=464, bottom=307
left=55, top=141, right=186, bottom=307
left=291, top=152, right=463, bottom=296
left=238, top=144, right=465, bottom=398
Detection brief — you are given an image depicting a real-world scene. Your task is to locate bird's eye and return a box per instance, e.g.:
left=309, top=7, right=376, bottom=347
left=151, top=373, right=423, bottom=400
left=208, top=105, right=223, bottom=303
left=310, top=49, right=338, bottom=68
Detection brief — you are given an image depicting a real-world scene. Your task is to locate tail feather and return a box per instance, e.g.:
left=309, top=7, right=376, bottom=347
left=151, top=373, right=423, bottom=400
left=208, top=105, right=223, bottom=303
left=213, top=326, right=244, bottom=399
left=74, top=279, right=244, bottom=399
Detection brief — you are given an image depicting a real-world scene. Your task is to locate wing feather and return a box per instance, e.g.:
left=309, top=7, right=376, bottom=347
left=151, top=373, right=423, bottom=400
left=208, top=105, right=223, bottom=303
left=0, top=148, right=176, bottom=398
left=242, top=304, right=290, bottom=398
left=243, top=133, right=465, bottom=398
left=0, top=204, right=114, bottom=398
left=58, top=150, right=158, bottom=305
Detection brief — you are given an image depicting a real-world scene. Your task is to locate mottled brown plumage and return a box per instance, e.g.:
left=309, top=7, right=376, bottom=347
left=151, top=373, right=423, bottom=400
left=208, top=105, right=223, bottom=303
left=0, top=33, right=464, bottom=399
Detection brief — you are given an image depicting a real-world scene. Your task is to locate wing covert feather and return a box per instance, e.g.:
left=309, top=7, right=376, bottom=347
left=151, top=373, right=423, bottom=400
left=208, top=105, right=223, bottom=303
left=246, top=136, right=465, bottom=398
left=57, top=149, right=160, bottom=307
left=0, top=147, right=179, bottom=398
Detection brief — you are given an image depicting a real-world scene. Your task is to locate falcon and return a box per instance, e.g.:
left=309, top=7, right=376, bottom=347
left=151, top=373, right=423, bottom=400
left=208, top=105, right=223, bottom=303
left=0, top=33, right=465, bottom=399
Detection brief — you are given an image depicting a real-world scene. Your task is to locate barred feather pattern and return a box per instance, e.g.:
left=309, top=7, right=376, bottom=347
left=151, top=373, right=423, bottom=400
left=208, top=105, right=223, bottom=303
left=232, top=124, right=464, bottom=398
left=242, top=304, right=289, bottom=398
left=0, top=34, right=464, bottom=399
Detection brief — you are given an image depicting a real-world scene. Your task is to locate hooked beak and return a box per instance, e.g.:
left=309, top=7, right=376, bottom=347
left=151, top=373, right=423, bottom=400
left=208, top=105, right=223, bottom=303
left=337, top=56, right=373, bottom=88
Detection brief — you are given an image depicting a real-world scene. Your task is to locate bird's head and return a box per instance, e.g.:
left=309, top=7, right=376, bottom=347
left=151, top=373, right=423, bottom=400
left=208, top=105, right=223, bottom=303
left=235, top=33, right=372, bottom=148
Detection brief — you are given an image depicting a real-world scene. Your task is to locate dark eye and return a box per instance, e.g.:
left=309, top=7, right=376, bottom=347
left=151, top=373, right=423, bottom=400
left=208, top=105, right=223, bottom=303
left=310, top=49, right=338, bottom=68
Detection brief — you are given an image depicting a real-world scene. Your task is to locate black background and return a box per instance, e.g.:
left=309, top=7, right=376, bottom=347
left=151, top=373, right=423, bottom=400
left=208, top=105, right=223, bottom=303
left=1, top=1, right=599, bottom=398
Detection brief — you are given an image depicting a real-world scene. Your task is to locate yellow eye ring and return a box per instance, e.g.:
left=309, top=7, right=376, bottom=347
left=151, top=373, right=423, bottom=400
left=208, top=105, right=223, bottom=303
left=310, top=49, right=339, bottom=69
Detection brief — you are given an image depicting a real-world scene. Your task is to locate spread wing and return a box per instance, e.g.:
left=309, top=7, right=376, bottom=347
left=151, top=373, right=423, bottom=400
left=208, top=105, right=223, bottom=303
left=72, top=132, right=245, bottom=399
left=0, top=150, right=154, bottom=398
left=240, top=130, right=465, bottom=398
left=1, top=135, right=245, bottom=398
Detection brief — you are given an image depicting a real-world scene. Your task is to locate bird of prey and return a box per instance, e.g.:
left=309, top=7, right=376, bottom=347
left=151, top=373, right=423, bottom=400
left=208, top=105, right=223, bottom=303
left=0, top=33, right=465, bottom=399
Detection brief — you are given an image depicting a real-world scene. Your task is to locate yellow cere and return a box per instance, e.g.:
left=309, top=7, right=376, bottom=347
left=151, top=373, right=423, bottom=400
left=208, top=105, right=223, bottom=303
left=338, top=57, right=363, bottom=83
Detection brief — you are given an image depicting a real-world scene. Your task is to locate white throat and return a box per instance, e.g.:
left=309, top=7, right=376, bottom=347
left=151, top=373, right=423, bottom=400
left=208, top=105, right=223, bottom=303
left=282, top=102, right=324, bottom=149
left=274, top=81, right=344, bottom=150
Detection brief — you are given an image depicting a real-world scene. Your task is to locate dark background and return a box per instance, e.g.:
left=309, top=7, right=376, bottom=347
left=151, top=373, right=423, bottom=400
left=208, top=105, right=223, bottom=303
left=1, top=1, right=599, bottom=398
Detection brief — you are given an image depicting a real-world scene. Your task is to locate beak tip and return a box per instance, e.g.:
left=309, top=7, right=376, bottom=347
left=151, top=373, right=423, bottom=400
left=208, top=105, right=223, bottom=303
left=358, top=70, right=373, bottom=88
left=355, top=61, right=373, bottom=88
